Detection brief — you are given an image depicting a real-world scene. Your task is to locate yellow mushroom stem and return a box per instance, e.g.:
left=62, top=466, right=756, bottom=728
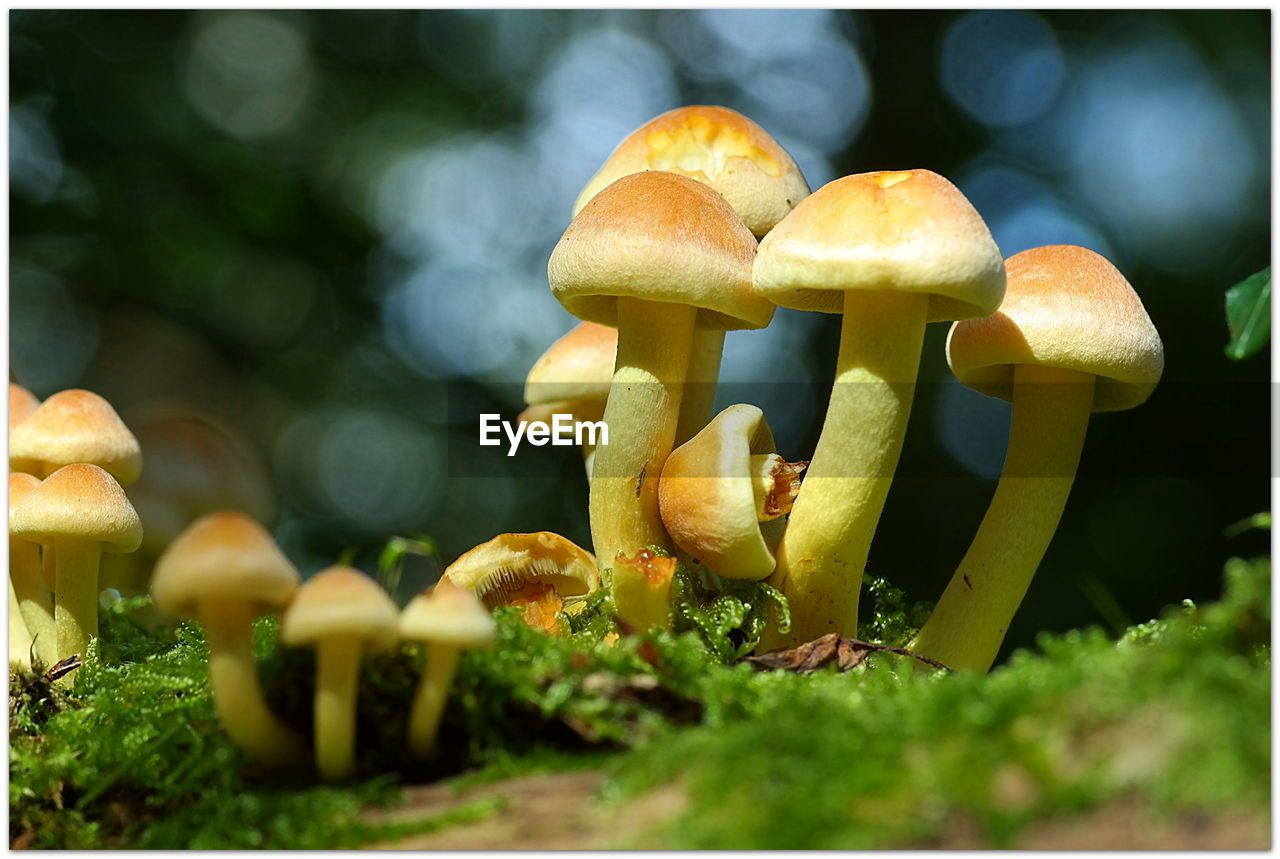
left=200, top=600, right=304, bottom=765
left=590, top=297, right=694, bottom=628
left=611, top=548, right=678, bottom=633
left=9, top=585, right=33, bottom=670
left=750, top=453, right=807, bottom=521
left=674, top=328, right=726, bottom=446
left=407, top=644, right=460, bottom=758
left=761, top=290, right=928, bottom=650
left=53, top=538, right=103, bottom=667
left=10, top=532, right=55, bottom=667
left=313, top=636, right=363, bottom=781
left=911, top=364, right=1095, bottom=672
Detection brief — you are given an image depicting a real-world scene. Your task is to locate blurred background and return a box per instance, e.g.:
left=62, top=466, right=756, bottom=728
left=9, top=10, right=1270, bottom=662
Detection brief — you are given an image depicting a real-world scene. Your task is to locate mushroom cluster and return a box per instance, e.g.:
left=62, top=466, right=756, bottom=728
left=526, top=104, right=1162, bottom=660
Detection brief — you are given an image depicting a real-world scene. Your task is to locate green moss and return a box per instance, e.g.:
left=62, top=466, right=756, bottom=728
left=8, top=557, right=1269, bottom=848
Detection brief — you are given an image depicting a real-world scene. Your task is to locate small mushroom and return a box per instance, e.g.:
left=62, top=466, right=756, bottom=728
left=520, top=322, right=617, bottom=477
left=398, top=580, right=495, bottom=758
left=659, top=404, right=806, bottom=581
left=280, top=566, right=398, bottom=781
left=9, top=383, right=39, bottom=431
left=911, top=245, right=1164, bottom=672
left=150, top=512, right=304, bottom=764
left=549, top=171, right=766, bottom=629
left=11, top=464, right=141, bottom=673
left=9, top=473, right=55, bottom=666
left=753, top=170, right=1005, bottom=649
left=611, top=548, right=680, bottom=633
left=444, top=532, right=598, bottom=635
left=572, top=106, right=812, bottom=445
left=9, top=389, right=142, bottom=484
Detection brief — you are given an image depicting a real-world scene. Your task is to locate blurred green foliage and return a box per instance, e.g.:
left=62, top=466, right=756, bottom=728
left=1224, top=267, right=1270, bottom=360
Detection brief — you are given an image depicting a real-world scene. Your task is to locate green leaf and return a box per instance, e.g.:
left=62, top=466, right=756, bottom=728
left=1224, top=267, right=1270, bottom=360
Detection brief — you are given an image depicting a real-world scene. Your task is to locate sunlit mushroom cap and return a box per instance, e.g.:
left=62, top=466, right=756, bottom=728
left=399, top=579, right=496, bottom=648
left=280, top=566, right=398, bottom=650
left=753, top=170, right=1006, bottom=322
left=12, top=463, right=142, bottom=553
left=444, top=531, right=599, bottom=606
left=9, top=384, right=39, bottom=430
left=572, top=105, right=810, bottom=238
left=550, top=171, right=770, bottom=331
left=9, top=473, right=40, bottom=527
left=660, top=404, right=783, bottom=580
left=150, top=511, right=300, bottom=618
left=947, top=245, right=1165, bottom=412
left=520, top=322, right=617, bottom=425
left=9, top=389, right=143, bottom=485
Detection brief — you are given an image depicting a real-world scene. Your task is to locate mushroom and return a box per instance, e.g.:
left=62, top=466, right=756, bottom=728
left=9, top=383, right=39, bottom=431
left=9, top=389, right=142, bottom=484
left=910, top=245, right=1164, bottom=672
left=520, top=322, right=617, bottom=477
left=444, top=531, right=598, bottom=635
left=9, top=389, right=142, bottom=595
left=659, top=404, right=806, bottom=581
left=611, top=548, right=679, bottom=633
left=280, top=566, right=398, bottom=781
left=753, top=170, right=1005, bottom=650
left=549, top=171, right=767, bottom=629
left=573, top=106, right=811, bottom=445
left=150, top=511, right=304, bottom=764
left=399, top=580, right=496, bottom=758
left=9, top=473, right=55, bottom=666
left=9, top=584, right=34, bottom=670
left=11, top=464, right=141, bottom=672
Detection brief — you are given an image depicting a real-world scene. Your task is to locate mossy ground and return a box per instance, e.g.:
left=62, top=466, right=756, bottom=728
left=8, top=556, right=1270, bottom=848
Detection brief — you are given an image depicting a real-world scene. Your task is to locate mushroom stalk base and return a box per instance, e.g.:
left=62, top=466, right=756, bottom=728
left=911, top=364, right=1095, bottom=673
left=10, top=585, right=33, bottom=670
left=314, top=638, right=362, bottom=781
left=761, top=290, right=927, bottom=650
left=53, top=539, right=102, bottom=675
left=408, top=645, right=459, bottom=758
left=590, top=297, right=695, bottom=629
left=674, top=327, right=725, bottom=446
left=11, top=537, right=56, bottom=667
left=202, top=601, right=304, bottom=766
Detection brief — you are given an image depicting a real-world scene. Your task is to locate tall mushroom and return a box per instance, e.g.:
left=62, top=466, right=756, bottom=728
left=659, top=404, right=805, bottom=581
left=11, top=464, right=142, bottom=671
left=520, top=322, right=617, bottom=477
left=150, top=511, right=304, bottom=765
left=910, top=245, right=1163, bottom=672
left=280, top=566, right=398, bottom=781
left=549, top=171, right=767, bottom=629
left=9, top=473, right=56, bottom=666
left=399, top=580, right=495, bottom=758
left=753, top=170, right=1005, bottom=650
left=444, top=531, right=598, bottom=635
left=573, top=106, right=811, bottom=444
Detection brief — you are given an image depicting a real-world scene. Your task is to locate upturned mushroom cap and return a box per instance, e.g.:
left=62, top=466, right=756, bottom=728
left=444, top=531, right=599, bottom=606
left=150, top=511, right=299, bottom=618
left=659, top=404, right=791, bottom=580
left=9, top=389, right=143, bottom=485
left=550, top=171, right=769, bottom=331
left=399, top=579, right=495, bottom=648
left=520, top=322, right=617, bottom=425
left=12, top=463, right=142, bottom=553
left=947, top=245, right=1165, bottom=412
left=572, top=105, right=810, bottom=238
left=753, top=170, right=1006, bottom=322
left=280, top=566, right=398, bottom=650
left=9, top=384, right=39, bottom=430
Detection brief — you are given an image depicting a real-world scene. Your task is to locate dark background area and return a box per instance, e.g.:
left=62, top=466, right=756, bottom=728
left=9, top=10, right=1270, bottom=663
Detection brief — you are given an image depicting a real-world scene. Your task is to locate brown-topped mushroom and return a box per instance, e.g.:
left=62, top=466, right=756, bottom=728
left=520, top=322, right=617, bottom=477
